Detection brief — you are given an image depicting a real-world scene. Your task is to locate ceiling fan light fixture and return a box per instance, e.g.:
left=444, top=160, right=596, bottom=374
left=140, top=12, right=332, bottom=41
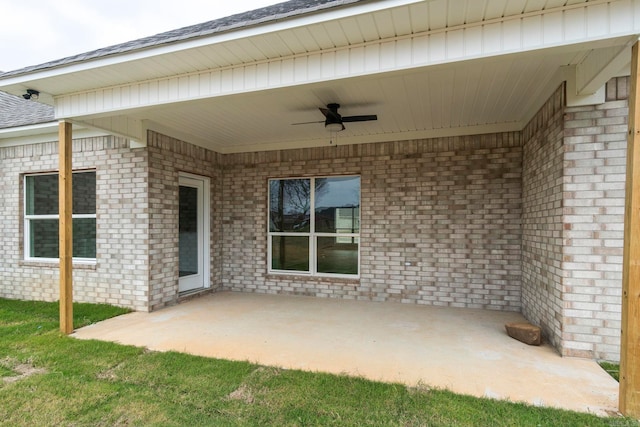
left=325, top=122, right=344, bottom=132
left=291, top=103, right=376, bottom=131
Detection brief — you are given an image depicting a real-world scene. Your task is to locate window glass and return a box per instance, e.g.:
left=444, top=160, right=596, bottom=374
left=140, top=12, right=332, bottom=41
left=317, top=236, right=359, bottom=275
left=179, top=186, right=199, bottom=277
left=25, top=171, right=96, bottom=260
left=268, top=176, right=360, bottom=277
left=29, top=219, right=59, bottom=258
left=28, top=218, right=97, bottom=259
left=25, top=174, right=58, bottom=215
left=269, top=179, right=310, bottom=232
left=271, top=236, right=309, bottom=271
left=315, top=176, right=360, bottom=233
left=25, top=172, right=96, bottom=215
left=73, top=172, right=96, bottom=214
left=73, top=218, right=96, bottom=258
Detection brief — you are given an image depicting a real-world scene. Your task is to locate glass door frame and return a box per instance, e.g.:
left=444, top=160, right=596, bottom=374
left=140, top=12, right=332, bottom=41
left=178, top=172, right=210, bottom=293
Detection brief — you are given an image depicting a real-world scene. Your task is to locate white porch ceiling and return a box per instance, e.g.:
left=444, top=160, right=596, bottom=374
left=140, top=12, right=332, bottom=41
left=1, top=0, right=639, bottom=153
left=130, top=47, right=589, bottom=152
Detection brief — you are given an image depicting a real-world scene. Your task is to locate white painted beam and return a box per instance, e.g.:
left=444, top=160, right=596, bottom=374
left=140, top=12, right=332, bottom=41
left=70, top=116, right=147, bottom=147
left=216, top=121, right=524, bottom=154
left=565, top=65, right=606, bottom=107
left=576, top=39, right=636, bottom=95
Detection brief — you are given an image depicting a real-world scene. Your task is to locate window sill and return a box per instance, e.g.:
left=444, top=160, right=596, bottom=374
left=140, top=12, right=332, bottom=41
left=265, top=273, right=360, bottom=284
left=19, top=260, right=97, bottom=270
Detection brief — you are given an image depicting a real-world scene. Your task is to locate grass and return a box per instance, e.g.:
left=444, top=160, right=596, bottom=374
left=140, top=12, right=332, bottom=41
left=1, top=299, right=638, bottom=427
left=601, top=362, right=620, bottom=382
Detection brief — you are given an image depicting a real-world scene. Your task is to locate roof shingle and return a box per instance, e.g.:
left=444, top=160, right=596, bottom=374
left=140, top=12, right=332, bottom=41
left=0, top=91, right=54, bottom=129
left=0, top=0, right=364, bottom=78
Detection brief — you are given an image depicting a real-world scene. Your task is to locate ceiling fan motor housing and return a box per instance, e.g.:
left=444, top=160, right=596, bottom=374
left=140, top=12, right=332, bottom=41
left=323, top=103, right=345, bottom=131
left=291, top=103, right=376, bottom=131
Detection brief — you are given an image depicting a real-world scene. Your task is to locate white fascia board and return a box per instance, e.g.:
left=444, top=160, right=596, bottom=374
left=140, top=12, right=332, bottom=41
left=0, top=0, right=424, bottom=88
left=217, top=122, right=524, bottom=154
left=0, top=122, right=58, bottom=138
left=575, top=38, right=637, bottom=95
left=50, top=0, right=640, bottom=120
left=565, top=65, right=606, bottom=107
left=0, top=122, right=107, bottom=147
left=71, top=117, right=146, bottom=147
left=1, top=0, right=638, bottom=97
left=146, top=120, right=224, bottom=151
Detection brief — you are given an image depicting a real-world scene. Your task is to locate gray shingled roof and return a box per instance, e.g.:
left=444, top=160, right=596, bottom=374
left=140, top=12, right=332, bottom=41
left=0, top=0, right=365, bottom=78
left=0, top=91, right=54, bottom=129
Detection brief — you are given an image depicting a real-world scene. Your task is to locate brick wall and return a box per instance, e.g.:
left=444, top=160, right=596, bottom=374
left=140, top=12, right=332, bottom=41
left=521, top=85, right=566, bottom=351
left=0, top=80, right=627, bottom=361
left=521, top=78, right=627, bottom=361
left=0, top=136, right=151, bottom=311
left=561, top=77, right=628, bottom=360
left=221, top=134, right=523, bottom=310
left=0, top=132, right=224, bottom=312
left=147, top=132, right=223, bottom=310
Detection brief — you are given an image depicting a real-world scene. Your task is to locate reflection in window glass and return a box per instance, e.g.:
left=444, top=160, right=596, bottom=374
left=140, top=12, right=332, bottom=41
left=29, top=218, right=96, bottom=259
left=268, top=176, right=360, bottom=276
left=271, top=236, right=309, bottom=271
left=269, top=179, right=310, bottom=232
left=24, top=171, right=97, bottom=260
left=25, top=172, right=96, bottom=215
left=317, top=236, right=359, bottom=275
left=30, top=219, right=59, bottom=258
left=25, top=174, right=58, bottom=215
left=73, top=218, right=97, bottom=258
left=179, top=186, right=199, bottom=277
left=73, top=172, right=97, bottom=214
left=315, top=176, right=360, bottom=233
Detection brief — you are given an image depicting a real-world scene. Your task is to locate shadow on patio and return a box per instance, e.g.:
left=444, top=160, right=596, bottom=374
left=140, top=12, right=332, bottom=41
left=72, top=292, right=618, bottom=416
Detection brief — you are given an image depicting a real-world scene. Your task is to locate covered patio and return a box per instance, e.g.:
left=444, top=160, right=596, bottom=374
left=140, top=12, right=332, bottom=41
left=3, top=0, right=640, bottom=417
left=72, top=292, right=619, bottom=416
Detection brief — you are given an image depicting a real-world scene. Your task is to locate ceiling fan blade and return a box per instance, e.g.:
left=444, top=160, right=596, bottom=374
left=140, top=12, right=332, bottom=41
left=291, top=120, right=325, bottom=125
left=319, top=107, right=330, bottom=118
left=342, top=115, right=378, bottom=122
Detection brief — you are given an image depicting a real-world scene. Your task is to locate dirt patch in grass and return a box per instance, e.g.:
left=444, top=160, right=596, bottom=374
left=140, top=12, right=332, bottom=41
left=227, top=383, right=256, bottom=404
left=96, top=365, right=120, bottom=381
left=0, top=357, right=47, bottom=384
left=226, top=366, right=282, bottom=404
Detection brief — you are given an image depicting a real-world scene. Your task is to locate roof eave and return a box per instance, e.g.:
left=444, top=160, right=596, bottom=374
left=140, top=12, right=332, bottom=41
left=0, top=0, right=417, bottom=91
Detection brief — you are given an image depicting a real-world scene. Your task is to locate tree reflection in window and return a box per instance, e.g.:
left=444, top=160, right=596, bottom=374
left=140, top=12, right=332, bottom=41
left=268, top=176, right=360, bottom=276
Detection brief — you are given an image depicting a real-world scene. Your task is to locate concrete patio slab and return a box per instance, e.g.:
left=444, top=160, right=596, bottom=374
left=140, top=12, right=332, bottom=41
left=72, top=292, right=619, bottom=416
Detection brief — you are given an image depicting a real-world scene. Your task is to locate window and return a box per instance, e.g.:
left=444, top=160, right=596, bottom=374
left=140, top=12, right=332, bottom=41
left=268, top=176, right=360, bottom=277
left=24, top=171, right=96, bottom=261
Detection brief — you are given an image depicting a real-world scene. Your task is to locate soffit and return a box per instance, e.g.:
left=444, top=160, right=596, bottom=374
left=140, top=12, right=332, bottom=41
left=0, top=0, right=617, bottom=97
left=109, top=42, right=620, bottom=153
left=0, top=0, right=638, bottom=152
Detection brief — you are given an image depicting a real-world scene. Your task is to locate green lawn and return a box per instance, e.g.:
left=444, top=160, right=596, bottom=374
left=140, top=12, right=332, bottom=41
left=0, top=298, right=637, bottom=426
left=600, top=362, right=620, bottom=382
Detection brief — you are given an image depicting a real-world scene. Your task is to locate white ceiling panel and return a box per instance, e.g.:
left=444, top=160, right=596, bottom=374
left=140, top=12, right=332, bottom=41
left=104, top=46, right=573, bottom=153
left=338, top=18, right=366, bottom=45
left=523, top=0, right=549, bottom=13
left=408, top=2, right=431, bottom=33
left=307, top=23, right=340, bottom=49
left=503, top=0, right=527, bottom=15
left=485, top=0, right=508, bottom=19
left=373, top=10, right=399, bottom=38
left=428, top=0, right=450, bottom=30
left=465, top=0, right=488, bottom=24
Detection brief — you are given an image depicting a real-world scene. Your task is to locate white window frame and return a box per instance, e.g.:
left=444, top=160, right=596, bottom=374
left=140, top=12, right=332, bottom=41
left=24, top=171, right=97, bottom=264
left=267, top=175, right=360, bottom=278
